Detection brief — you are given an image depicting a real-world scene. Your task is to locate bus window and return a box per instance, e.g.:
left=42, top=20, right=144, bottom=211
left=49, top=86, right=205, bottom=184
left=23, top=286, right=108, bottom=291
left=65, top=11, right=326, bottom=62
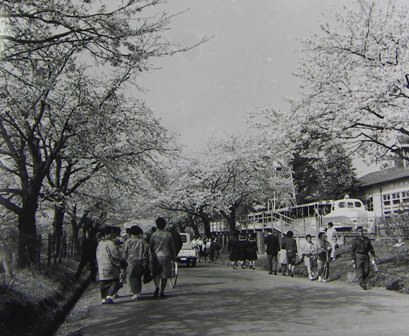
left=354, top=202, right=362, bottom=208
left=347, top=202, right=354, bottom=208
left=338, top=202, right=346, bottom=208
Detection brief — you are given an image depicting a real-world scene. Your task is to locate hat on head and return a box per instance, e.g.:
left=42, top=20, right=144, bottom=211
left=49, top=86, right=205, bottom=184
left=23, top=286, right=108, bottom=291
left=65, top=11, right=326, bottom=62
left=99, top=226, right=113, bottom=237
left=130, top=225, right=143, bottom=236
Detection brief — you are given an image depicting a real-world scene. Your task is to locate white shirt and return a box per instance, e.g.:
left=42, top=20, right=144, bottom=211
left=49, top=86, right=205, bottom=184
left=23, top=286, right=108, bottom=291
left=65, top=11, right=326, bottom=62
left=326, top=227, right=338, bottom=243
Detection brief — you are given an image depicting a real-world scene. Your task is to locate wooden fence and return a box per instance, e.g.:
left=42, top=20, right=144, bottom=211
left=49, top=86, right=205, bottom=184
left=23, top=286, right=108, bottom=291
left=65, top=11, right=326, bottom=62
left=41, top=234, right=82, bottom=267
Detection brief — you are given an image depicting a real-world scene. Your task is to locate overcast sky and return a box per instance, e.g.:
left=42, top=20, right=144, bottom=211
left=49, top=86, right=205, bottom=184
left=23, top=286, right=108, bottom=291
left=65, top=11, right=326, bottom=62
left=137, top=0, right=378, bottom=175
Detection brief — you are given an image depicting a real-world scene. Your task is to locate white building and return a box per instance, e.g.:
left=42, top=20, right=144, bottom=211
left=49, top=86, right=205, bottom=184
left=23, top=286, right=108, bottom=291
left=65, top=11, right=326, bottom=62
left=358, top=167, right=409, bottom=217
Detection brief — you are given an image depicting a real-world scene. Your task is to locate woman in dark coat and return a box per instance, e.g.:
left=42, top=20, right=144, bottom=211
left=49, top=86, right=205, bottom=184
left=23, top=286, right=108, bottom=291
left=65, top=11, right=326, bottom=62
left=229, top=231, right=240, bottom=269
left=238, top=232, right=249, bottom=269
left=246, top=234, right=258, bottom=269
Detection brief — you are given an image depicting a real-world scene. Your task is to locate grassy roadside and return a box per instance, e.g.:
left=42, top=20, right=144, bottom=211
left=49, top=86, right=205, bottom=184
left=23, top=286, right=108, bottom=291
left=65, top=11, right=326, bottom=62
left=292, top=237, right=409, bottom=293
left=0, top=260, right=89, bottom=336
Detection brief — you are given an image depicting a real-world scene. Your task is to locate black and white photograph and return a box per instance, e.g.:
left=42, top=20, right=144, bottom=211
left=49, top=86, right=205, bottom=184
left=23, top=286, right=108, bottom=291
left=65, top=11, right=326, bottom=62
left=1, top=1, right=409, bottom=335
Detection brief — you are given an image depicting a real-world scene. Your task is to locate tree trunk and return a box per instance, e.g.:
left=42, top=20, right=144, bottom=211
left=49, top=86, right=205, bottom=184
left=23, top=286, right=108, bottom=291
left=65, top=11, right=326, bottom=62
left=17, top=202, right=38, bottom=268
left=187, top=216, right=200, bottom=237
left=220, top=209, right=237, bottom=235
left=200, top=216, right=212, bottom=238
left=69, top=206, right=81, bottom=258
left=52, top=206, right=65, bottom=264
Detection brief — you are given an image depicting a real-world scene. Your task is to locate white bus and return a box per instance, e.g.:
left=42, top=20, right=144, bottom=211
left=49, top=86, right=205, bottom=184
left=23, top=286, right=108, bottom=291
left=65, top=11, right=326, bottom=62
left=246, top=197, right=376, bottom=236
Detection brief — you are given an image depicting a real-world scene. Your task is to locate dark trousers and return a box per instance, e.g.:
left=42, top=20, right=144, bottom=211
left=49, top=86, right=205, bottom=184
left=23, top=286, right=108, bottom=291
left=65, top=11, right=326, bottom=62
left=317, top=259, right=329, bottom=279
left=100, top=279, right=120, bottom=299
left=127, top=263, right=144, bottom=295
left=355, top=254, right=370, bottom=284
left=267, top=254, right=278, bottom=273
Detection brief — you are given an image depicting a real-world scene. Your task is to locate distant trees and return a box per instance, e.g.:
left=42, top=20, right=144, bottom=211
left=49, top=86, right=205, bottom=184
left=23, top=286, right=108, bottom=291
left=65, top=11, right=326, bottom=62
left=0, top=0, right=180, bottom=267
left=157, top=136, right=294, bottom=235
left=291, top=144, right=358, bottom=204
left=249, top=107, right=357, bottom=204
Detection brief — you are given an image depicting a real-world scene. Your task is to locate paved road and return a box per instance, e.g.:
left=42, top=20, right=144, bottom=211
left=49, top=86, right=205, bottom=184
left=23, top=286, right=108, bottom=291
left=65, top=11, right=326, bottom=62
left=56, top=263, right=409, bottom=336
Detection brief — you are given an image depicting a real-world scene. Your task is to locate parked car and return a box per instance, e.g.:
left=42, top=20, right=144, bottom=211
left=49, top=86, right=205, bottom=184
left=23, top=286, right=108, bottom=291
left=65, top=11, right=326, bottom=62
left=176, top=233, right=197, bottom=266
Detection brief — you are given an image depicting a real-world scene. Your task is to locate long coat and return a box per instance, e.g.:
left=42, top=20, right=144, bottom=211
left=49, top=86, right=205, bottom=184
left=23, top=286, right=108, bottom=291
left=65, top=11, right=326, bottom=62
left=123, top=236, right=150, bottom=268
left=264, top=234, right=280, bottom=256
left=96, top=239, right=123, bottom=281
left=246, top=240, right=258, bottom=261
left=123, top=236, right=150, bottom=294
left=149, top=230, right=176, bottom=278
left=229, top=235, right=240, bottom=261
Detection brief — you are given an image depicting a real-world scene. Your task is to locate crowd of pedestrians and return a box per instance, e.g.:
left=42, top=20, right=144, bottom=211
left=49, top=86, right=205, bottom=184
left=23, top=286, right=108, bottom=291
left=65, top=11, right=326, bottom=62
left=227, top=223, right=376, bottom=290
left=191, top=236, right=221, bottom=263
left=75, top=216, right=180, bottom=304
left=75, top=219, right=377, bottom=304
left=228, top=231, right=258, bottom=269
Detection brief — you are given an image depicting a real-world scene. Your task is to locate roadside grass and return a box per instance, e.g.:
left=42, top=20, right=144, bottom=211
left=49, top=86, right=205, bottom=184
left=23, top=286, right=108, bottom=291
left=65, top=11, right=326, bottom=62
left=294, top=238, right=409, bottom=293
left=0, top=260, right=82, bottom=336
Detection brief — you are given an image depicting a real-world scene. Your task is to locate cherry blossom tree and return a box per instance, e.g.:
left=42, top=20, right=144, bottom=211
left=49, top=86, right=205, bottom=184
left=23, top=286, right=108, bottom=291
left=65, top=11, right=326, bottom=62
left=0, top=0, right=184, bottom=267
left=291, top=0, right=409, bottom=163
left=154, top=157, right=215, bottom=237
left=157, top=136, right=294, bottom=235
left=44, top=94, right=177, bottom=260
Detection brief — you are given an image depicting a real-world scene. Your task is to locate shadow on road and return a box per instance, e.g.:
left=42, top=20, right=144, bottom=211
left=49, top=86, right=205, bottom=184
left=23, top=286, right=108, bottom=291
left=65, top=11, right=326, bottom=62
left=71, top=263, right=403, bottom=336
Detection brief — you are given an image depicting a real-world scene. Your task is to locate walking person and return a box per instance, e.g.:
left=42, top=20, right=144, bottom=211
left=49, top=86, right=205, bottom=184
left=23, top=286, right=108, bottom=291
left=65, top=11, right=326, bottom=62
left=167, top=222, right=183, bottom=257
left=207, top=237, right=217, bottom=263
left=122, top=225, right=150, bottom=301
left=212, top=237, right=221, bottom=263
left=264, top=231, right=280, bottom=275
left=149, top=217, right=176, bottom=298
left=146, top=227, right=156, bottom=243
left=96, top=226, right=127, bottom=304
left=229, top=231, right=240, bottom=269
left=351, top=226, right=376, bottom=290
left=203, top=238, right=211, bottom=263
left=191, top=235, right=202, bottom=261
left=300, top=234, right=317, bottom=280
left=194, top=236, right=205, bottom=262
left=315, top=232, right=330, bottom=282
left=246, top=233, right=258, bottom=269
left=74, top=228, right=98, bottom=282
left=326, top=222, right=338, bottom=260
left=111, top=226, right=126, bottom=298
left=238, top=232, right=249, bottom=269
left=278, top=247, right=288, bottom=276
left=281, top=231, right=298, bottom=277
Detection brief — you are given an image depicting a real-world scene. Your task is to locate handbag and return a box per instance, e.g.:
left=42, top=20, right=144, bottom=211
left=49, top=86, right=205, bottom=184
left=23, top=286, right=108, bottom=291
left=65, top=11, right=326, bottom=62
left=143, top=268, right=153, bottom=284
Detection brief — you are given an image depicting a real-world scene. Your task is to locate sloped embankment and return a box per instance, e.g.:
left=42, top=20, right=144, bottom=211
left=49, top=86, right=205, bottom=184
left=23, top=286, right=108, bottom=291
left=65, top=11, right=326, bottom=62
left=0, top=260, right=89, bottom=336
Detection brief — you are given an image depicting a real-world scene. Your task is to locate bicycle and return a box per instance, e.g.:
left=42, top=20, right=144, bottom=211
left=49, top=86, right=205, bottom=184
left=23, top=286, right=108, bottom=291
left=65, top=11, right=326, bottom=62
left=168, top=261, right=178, bottom=288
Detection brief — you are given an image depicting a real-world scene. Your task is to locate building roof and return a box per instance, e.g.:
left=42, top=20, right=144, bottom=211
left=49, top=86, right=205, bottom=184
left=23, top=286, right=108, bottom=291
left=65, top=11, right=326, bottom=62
left=358, top=167, right=409, bottom=187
